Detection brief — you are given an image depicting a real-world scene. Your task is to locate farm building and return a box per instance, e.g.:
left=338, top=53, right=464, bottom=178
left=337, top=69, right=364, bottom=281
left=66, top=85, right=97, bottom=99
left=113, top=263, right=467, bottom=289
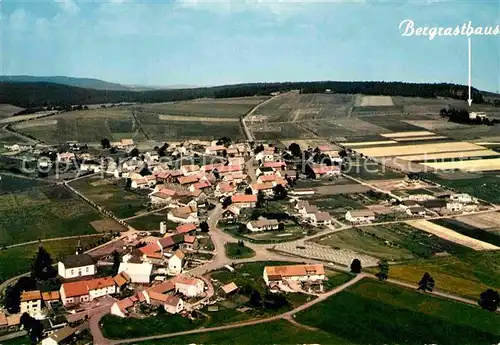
left=345, top=210, right=376, bottom=223
left=231, top=194, right=257, bottom=208
left=263, top=264, right=326, bottom=287
left=309, top=212, right=332, bottom=226
left=247, top=219, right=280, bottom=232
left=59, top=277, right=117, bottom=306
left=118, top=262, right=153, bottom=284
left=174, top=275, right=205, bottom=297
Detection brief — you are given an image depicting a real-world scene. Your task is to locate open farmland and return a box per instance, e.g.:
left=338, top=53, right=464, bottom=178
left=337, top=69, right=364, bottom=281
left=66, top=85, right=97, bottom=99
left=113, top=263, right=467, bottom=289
left=12, top=97, right=268, bottom=143
left=380, top=130, right=435, bottom=138
left=359, top=95, right=394, bottom=106
left=432, top=218, right=500, bottom=247
left=420, top=157, right=500, bottom=172
left=406, top=219, right=499, bottom=251
left=0, top=104, right=23, bottom=118
left=399, top=149, right=500, bottom=162
left=250, top=122, right=313, bottom=141
left=137, top=96, right=269, bottom=118
left=69, top=176, right=149, bottom=219
left=0, top=186, right=104, bottom=246
left=351, top=141, right=485, bottom=158
left=387, top=251, right=500, bottom=300
left=295, top=279, right=500, bottom=345
left=248, top=92, right=354, bottom=124
left=0, top=174, right=51, bottom=194
left=455, top=212, right=500, bottom=231
left=0, top=236, right=106, bottom=281
left=343, top=157, right=405, bottom=180
left=316, top=222, right=473, bottom=260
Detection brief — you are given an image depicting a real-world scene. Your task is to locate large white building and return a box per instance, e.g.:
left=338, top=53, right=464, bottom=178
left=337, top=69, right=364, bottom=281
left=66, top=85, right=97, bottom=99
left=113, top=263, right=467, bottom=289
left=345, top=210, right=376, bottom=223
left=174, top=275, right=205, bottom=298
left=20, top=290, right=42, bottom=317
left=58, top=254, right=96, bottom=280
left=263, top=264, right=326, bottom=286
left=118, top=262, right=153, bottom=284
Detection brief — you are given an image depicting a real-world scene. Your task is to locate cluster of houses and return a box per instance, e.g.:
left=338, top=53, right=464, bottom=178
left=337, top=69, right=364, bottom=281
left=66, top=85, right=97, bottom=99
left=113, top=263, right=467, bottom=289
left=263, top=263, right=326, bottom=293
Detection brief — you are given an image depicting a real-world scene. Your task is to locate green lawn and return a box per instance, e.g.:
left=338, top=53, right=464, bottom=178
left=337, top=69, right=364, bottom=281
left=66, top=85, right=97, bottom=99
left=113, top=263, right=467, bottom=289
left=317, top=223, right=473, bottom=261
left=324, top=271, right=355, bottom=291
left=69, top=176, right=149, bottom=219
left=0, top=237, right=105, bottom=281
left=431, top=218, right=500, bottom=247
left=136, top=319, right=352, bottom=345
left=422, top=173, right=500, bottom=204
left=296, top=279, right=500, bottom=345
left=0, top=186, right=103, bottom=246
left=344, top=157, right=405, bottom=181
left=0, top=174, right=50, bottom=194
left=309, top=195, right=365, bottom=215
left=224, top=242, right=256, bottom=259
left=101, top=312, right=204, bottom=339
left=378, top=251, right=500, bottom=300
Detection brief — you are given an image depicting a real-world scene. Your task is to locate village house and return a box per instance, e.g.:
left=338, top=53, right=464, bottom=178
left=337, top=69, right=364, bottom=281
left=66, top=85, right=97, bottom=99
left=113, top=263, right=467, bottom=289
left=345, top=210, right=376, bottom=223
left=131, top=175, right=157, bottom=189
left=221, top=206, right=240, bottom=222
left=150, top=293, right=184, bottom=314
left=406, top=206, right=427, bottom=216
left=118, top=261, right=153, bottom=284
left=181, top=164, right=201, bottom=176
left=41, top=291, right=60, bottom=306
left=247, top=219, right=280, bottom=232
left=174, top=275, right=205, bottom=298
left=255, top=147, right=275, bottom=162
left=20, top=291, right=42, bottom=317
left=56, top=152, right=75, bottom=163
left=277, top=170, right=298, bottom=181
left=113, top=138, right=135, bottom=150
left=177, top=175, right=199, bottom=186
left=446, top=202, right=464, bottom=212
left=183, top=235, right=198, bottom=250
left=168, top=205, right=199, bottom=224
left=149, top=189, right=176, bottom=205
left=250, top=182, right=274, bottom=196
left=110, top=297, right=135, bottom=318
left=58, top=254, right=96, bottom=280
left=41, top=326, right=79, bottom=345
left=228, top=157, right=245, bottom=166
left=289, top=188, right=315, bottom=197
left=450, top=193, right=476, bottom=204
left=59, top=277, right=117, bottom=307
left=189, top=181, right=211, bottom=193
left=407, top=194, right=436, bottom=202
left=113, top=272, right=131, bottom=290
left=263, top=264, right=326, bottom=288
left=175, top=223, right=198, bottom=235
left=310, top=211, right=332, bottom=226
left=256, top=174, right=288, bottom=187
left=205, top=145, right=226, bottom=155
left=262, top=161, right=287, bottom=170
left=216, top=182, right=235, bottom=197
left=145, top=151, right=159, bottom=162
left=217, top=165, right=243, bottom=176
left=231, top=194, right=257, bottom=208
left=80, top=161, right=102, bottom=173
left=168, top=250, right=185, bottom=275
left=309, top=163, right=341, bottom=177
left=298, top=203, right=319, bottom=219
left=256, top=166, right=275, bottom=176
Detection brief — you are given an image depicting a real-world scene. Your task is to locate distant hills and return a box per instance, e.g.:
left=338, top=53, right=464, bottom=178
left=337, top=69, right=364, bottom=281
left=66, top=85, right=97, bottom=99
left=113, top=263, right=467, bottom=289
left=0, top=75, right=132, bottom=91
left=0, top=79, right=492, bottom=109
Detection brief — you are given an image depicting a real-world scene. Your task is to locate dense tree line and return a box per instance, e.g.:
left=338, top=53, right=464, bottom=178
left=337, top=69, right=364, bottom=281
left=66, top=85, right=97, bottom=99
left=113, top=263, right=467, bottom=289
left=0, top=80, right=488, bottom=109
left=440, top=107, right=499, bottom=125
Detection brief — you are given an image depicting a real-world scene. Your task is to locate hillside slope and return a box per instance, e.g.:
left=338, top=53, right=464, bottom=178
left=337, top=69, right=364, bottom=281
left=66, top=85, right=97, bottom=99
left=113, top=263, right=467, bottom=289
left=0, top=75, right=130, bottom=91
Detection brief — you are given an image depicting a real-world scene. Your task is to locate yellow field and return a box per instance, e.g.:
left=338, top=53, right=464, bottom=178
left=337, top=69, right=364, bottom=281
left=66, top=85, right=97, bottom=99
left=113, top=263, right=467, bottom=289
left=420, top=158, right=500, bottom=172
left=393, top=135, right=447, bottom=142
left=355, top=142, right=486, bottom=158
left=360, top=96, right=394, bottom=106
left=399, top=149, right=500, bottom=162
left=456, top=212, right=500, bottom=230
left=380, top=131, right=435, bottom=138
left=158, top=115, right=238, bottom=122
left=344, top=140, right=397, bottom=147
left=14, top=119, right=58, bottom=129
left=406, top=219, right=499, bottom=251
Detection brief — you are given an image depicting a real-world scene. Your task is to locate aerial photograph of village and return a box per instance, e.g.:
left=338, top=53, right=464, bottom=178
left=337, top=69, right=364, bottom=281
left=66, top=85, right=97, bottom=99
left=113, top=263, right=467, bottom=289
left=0, top=0, right=499, bottom=344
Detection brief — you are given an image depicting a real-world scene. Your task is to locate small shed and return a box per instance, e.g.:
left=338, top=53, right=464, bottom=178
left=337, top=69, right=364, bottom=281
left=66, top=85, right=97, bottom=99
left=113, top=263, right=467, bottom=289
left=221, top=282, right=239, bottom=296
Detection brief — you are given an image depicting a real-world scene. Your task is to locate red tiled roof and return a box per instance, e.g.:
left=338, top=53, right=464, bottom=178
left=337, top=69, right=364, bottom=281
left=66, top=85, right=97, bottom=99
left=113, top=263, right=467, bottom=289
left=263, top=161, right=286, bottom=168
left=218, top=165, right=242, bottom=173
left=148, top=280, right=175, bottom=294
left=176, top=223, right=197, bottom=234
left=231, top=194, right=257, bottom=203
left=251, top=183, right=274, bottom=191
left=86, top=277, right=115, bottom=290
left=218, top=183, right=234, bottom=193
left=193, top=181, right=211, bottom=189
left=178, top=175, right=199, bottom=185
left=116, top=297, right=134, bottom=312
left=61, top=281, right=90, bottom=298
left=311, top=164, right=340, bottom=175
left=258, top=174, right=278, bottom=182
left=202, top=164, right=224, bottom=171
left=174, top=275, right=200, bottom=286
left=184, top=235, right=196, bottom=244
left=139, top=242, right=161, bottom=255
left=206, top=145, right=225, bottom=151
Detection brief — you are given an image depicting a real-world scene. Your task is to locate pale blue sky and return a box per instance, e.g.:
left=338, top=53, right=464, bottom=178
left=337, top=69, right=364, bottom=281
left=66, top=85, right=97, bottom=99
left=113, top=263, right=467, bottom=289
left=1, top=0, right=499, bottom=91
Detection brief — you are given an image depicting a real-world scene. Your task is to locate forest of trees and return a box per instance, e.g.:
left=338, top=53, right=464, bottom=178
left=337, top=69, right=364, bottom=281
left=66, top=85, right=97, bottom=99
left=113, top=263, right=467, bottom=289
left=0, top=80, right=489, bottom=109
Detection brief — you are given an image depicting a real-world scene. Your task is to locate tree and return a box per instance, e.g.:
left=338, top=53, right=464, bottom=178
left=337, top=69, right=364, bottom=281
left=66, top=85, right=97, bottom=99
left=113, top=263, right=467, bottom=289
left=101, top=138, right=111, bottom=149
left=199, top=221, right=209, bottom=232
left=250, top=290, right=262, bottom=307
left=129, top=148, right=140, bottom=157
left=417, top=272, right=435, bottom=292
left=245, top=187, right=253, bottom=195
left=256, top=190, right=265, bottom=208
left=158, top=143, right=169, bottom=157
left=272, top=184, right=287, bottom=200
left=278, top=222, right=285, bottom=231
left=112, top=251, right=121, bottom=276
left=139, top=166, right=152, bottom=176
left=109, top=146, right=118, bottom=154
left=376, top=259, right=389, bottom=281
left=125, top=178, right=132, bottom=189
left=288, top=143, right=301, bottom=157
left=250, top=209, right=261, bottom=220
left=4, top=277, right=37, bottom=314
left=478, top=289, right=500, bottom=312
left=222, top=196, right=232, bottom=209
left=31, top=245, right=55, bottom=281
left=238, top=240, right=245, bottom=247
left=350, top=259, right=362, bottom=274
left=20, top=313, right=43, bottom=344
left=254, top=144, right=264, bottom=155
